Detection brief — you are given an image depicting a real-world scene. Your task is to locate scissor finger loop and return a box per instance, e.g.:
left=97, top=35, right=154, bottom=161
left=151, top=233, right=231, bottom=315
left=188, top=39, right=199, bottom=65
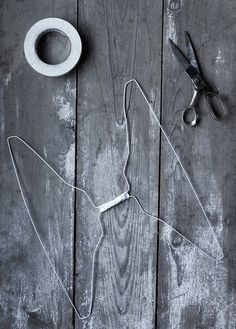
left=182, top=106, right=198, bottom=126
left=204, top=90, right=226, bottom=121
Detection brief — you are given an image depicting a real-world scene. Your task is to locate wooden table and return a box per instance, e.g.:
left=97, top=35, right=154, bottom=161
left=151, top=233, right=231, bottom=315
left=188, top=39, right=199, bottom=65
left=1, top=0, right=236, bottom=328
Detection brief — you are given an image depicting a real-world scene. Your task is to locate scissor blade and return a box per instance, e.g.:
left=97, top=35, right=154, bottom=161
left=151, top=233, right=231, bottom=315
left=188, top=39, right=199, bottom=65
left=185, top=31, right=200, bottom=73
left=169, top=38, right=199, bottom=80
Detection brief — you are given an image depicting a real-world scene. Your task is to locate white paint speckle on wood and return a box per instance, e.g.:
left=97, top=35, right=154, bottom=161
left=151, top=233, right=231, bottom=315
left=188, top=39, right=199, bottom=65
left=0, top=87, right=4, bottom=133
left=4, top=72, right=11, bottom=87
left=15, top=97, right=19, bottom=120
left=167, top=248, right=231, bottom=329
left=166, top=2, right=178, bottom=43
left=53, top=84, right=75, bottom=123
left=53, top=93, right=74, bottom=122
left=206, top=174, right=223, bottom=236
left=215, top=49, right=225, bottom=64
left=64, top=142, right=75, bottom=182
left=43, top=147, right=47, bottom=159
left=65, top=79, right=76, bottom=98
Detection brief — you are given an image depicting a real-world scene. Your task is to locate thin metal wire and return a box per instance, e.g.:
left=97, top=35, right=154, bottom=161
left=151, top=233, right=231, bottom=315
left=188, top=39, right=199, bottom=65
left=7, top=136, right=103, bottom=319
left=122, top=79, right=224, bottom=261
left=7, top=79, right=224, bottom=320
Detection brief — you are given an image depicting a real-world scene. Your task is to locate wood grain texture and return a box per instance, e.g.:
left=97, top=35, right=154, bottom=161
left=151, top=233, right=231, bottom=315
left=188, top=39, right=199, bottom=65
left=0, top=1, right=77, bottom=328
left=2, top=0, right=236, bottom=328
left=157, top=0, right=236, bottom=328
left=75, top=0, right=162, bottom=327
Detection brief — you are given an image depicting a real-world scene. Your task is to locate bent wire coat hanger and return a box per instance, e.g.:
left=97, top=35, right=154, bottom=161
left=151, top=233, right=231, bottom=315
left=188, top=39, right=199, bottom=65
left=7, top=79, right=224, bottom=319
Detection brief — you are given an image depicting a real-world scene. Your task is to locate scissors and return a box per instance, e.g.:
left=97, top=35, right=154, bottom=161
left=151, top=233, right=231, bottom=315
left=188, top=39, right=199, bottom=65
left=169, top=32, right=226, bottom=126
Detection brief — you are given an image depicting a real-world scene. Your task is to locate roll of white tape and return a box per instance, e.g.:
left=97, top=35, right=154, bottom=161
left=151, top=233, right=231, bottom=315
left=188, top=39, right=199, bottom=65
left=24, top=18, right=82, bottom=77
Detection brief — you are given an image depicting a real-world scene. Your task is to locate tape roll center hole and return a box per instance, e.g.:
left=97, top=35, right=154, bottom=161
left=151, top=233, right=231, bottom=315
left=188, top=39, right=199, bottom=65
left=36, top=30, right=71, bottom=65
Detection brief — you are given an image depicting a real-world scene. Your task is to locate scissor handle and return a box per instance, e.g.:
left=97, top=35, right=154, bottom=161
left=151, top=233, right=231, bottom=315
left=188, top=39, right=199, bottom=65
left=182, top=106, right=198, bottom=126
left=204, top=90, right=226, bottom=121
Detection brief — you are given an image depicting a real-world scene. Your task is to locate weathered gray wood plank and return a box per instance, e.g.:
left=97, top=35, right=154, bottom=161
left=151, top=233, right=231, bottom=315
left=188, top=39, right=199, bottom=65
left=2, top=0, right=236, bottom=328
left=158, top=0, right=236, bottom=328
left=0, top=1, right=77, bottom=328
left=75, top=0, right=163, bottom=327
